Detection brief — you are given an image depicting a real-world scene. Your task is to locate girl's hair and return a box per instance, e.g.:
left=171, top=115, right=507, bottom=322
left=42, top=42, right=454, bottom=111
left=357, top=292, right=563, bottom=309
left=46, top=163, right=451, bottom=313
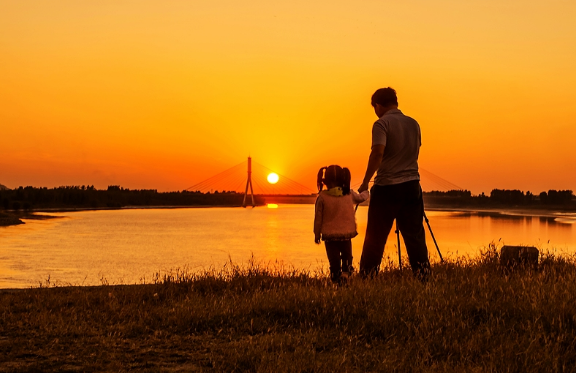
left=317, top=165, right=351, bottom=195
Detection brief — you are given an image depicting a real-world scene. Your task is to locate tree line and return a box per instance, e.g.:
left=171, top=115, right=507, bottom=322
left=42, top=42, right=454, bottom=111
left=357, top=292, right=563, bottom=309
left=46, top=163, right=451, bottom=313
left=1, top=185, right=573, bottom=211
left=423, top=189, right=575, bottom=208
left=0, top=186, right=264, bottom=211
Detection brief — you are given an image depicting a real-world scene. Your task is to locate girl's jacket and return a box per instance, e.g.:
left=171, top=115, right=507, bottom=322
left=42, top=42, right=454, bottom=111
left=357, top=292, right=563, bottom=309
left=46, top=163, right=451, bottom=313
left=314, top=187, right=369, bottom=241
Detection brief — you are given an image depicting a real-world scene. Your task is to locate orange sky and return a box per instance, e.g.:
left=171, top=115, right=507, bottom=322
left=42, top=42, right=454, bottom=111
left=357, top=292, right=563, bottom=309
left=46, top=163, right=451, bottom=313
left=1, top=0, right=575, bottom=194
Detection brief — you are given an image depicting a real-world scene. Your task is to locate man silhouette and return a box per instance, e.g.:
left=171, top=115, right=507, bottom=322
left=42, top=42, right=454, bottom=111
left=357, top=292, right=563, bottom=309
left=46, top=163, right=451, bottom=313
left=358, top=87, right=430, bottom=278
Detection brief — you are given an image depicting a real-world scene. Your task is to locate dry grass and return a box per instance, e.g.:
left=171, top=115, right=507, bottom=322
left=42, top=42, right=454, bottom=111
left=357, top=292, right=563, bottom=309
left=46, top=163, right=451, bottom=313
left=2, top=247, right=576, bottom=372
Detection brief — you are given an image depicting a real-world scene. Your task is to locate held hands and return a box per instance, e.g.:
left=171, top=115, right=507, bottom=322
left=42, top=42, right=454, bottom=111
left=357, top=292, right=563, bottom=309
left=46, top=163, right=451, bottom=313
left=314, top=233, right=321, bottom=244
left=358, top=182, right=370, bottom=193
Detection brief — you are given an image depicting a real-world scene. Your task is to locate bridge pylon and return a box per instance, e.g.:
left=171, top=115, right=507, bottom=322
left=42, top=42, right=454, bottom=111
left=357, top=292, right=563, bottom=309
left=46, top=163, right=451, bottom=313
left=242, top=157, right=256, bottom=207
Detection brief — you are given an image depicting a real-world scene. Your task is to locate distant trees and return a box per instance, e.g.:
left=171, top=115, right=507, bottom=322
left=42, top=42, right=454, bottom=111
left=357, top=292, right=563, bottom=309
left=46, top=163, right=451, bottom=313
left=490, top=189, right=526, bottom=205
left=540, top=190, right=574, bottom=205
left=0, top=186, right=261, bottom=210
left=0, top=185, right=573, bottom=211
left=423, top=189, right=473, bottom=207
left=423, top=189, right=575, bottom=208
left=426, top=190, right=472, bottom=198
left=488, top=189, right=574, bottom=206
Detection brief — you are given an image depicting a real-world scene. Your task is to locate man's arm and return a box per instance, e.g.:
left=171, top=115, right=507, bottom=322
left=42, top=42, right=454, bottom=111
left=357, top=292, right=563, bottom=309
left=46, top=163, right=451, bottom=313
left=358, top=144, right=385, bottom=193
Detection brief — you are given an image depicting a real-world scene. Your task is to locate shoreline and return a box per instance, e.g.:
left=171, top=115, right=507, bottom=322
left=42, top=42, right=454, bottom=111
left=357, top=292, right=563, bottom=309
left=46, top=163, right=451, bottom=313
left=0, top=213, right=24, bottom=227
left=0, top=205, right=263, bottom=227
left=29, top=204, right=258, bottom=213
left=425, top=206, right=576, bottom=221
left=0, top=212, right=68, bottom=227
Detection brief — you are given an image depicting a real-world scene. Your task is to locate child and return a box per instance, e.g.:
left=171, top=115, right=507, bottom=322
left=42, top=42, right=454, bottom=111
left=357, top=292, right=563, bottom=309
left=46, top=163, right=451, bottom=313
left=314, top=165, right=369, bottom=283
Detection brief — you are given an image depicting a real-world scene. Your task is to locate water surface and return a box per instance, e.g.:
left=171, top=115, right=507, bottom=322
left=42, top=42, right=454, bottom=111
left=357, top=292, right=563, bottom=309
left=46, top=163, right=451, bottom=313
left=1, top=205, right=574, bottom=288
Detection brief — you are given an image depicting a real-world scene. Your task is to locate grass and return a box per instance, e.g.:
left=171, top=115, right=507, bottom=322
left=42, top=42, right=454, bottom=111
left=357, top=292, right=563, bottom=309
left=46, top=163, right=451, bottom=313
left=2, top=246, right=576, bottom=372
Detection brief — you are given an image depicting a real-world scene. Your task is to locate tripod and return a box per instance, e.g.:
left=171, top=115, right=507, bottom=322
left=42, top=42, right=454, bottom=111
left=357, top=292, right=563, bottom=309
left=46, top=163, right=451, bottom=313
left=355, top=188, right=444, bottom=269
left=395, top=210, right=444, bottom=270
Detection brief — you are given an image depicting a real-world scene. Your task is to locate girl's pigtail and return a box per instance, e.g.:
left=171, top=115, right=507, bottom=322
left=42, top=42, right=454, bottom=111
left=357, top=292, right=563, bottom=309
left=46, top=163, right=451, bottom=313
left=342, top=167, right=351, bottom=195
left=317, top=167, right=327, bottom=193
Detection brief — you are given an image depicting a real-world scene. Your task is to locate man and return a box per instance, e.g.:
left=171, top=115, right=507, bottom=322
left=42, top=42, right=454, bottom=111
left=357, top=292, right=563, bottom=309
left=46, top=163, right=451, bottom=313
left=358, top=87, right=430, bottom=277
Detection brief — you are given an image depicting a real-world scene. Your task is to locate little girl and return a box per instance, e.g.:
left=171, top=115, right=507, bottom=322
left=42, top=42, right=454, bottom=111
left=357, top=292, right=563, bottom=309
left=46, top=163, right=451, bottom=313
left=314, top=165, right=369, bottom=283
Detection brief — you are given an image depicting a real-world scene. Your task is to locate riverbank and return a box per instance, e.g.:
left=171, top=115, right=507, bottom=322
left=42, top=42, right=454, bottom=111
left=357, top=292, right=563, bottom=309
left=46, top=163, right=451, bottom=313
left=0, top=212, right=64, bottom=227
left=2, top=249, right=576, bottom=372
left=0, top=212, right=24, bottom=227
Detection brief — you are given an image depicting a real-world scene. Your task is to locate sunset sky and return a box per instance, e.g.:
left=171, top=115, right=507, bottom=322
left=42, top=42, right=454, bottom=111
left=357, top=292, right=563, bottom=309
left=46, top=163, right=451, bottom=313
left=1, top=0, right=575, bottom=194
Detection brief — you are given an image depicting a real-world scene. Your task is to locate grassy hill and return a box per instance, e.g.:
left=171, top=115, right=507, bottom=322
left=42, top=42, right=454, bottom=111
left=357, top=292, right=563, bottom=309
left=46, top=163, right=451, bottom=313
left=2, top=247, right=575, bottom=372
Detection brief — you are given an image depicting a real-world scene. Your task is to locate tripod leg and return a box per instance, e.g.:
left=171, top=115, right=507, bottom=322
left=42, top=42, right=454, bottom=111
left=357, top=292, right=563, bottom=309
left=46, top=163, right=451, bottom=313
left=424, top=212, right=443, bottom=262
left=419, top=186, right=443, bottom=262
left=395, top=221, right=402, bottom=270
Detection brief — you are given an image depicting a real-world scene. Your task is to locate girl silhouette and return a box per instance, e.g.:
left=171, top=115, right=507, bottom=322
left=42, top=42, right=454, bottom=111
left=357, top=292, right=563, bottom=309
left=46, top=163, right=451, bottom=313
left=314, top=165, right=369, bottom=283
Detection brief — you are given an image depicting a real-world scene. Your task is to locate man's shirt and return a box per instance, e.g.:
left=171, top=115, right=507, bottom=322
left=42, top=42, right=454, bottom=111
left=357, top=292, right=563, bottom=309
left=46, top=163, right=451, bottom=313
left=372, top=108, right=421, bottom=186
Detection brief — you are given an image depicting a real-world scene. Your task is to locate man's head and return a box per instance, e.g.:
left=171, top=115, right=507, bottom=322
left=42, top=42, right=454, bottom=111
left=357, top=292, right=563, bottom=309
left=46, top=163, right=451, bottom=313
left=371, top=87, right=398, bottom=117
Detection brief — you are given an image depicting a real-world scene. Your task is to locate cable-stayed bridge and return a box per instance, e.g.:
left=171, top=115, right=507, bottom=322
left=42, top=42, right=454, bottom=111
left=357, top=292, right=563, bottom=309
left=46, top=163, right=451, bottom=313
left=185, top=158, right=463, bottom=198
left=185, top=158, right=316, bottom=196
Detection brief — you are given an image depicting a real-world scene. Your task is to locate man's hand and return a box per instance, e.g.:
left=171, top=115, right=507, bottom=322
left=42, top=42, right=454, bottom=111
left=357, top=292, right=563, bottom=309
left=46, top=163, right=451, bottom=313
left=358, top=182, right=370, bottom=193
left=314, top=233, right=321, bottom=244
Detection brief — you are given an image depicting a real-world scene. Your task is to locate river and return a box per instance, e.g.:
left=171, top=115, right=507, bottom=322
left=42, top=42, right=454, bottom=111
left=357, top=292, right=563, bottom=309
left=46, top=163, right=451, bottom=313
left=1, top=205, right=575, bottom=288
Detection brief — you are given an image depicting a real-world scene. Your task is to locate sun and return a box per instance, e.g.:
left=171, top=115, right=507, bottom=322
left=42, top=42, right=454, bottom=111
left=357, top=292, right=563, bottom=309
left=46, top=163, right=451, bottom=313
left=267, top=173, right=279, bottom=184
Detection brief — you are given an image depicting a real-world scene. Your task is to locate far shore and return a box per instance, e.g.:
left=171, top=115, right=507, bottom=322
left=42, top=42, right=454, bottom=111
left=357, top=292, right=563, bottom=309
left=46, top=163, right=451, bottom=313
left=29, top=204, right=258, bottom=213
left=0, top=205, right=263, bottom=227
left=0, top=213, right=25, bottom=227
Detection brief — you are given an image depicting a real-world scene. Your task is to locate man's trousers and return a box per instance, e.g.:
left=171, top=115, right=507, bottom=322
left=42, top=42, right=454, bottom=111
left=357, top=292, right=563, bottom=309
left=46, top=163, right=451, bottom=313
left=360, top=180, right=430, bottom=276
